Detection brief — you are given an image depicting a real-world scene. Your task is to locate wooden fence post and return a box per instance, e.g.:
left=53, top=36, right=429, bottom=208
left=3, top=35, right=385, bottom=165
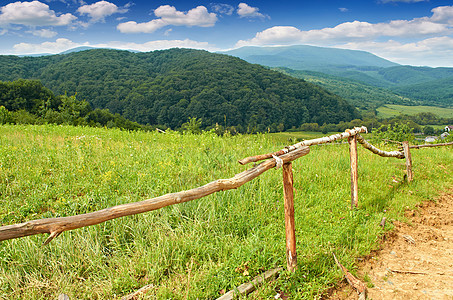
left=348, top=135, right=359, bottom=209
left=282, top=162, right=297, bottom=272
left=402, top=141, right=413, bottom=182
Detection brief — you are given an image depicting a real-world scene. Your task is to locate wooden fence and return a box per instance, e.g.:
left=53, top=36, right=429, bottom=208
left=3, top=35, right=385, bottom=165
left=1, top=126, right=452, bottom=298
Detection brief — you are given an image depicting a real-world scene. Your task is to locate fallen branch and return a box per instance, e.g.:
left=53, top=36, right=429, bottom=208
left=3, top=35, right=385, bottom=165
left=121, top=284, right=155, bottom=300
left=388, top=269, right=427, bottom=275
left=216, top=267, right=282, bottom=300
left=0, top=147, right=310, bottom=243
left=356, top=134, right=405, bottom=159
left=238, top=127, right=368, bottom=165
left=333, top=253, right=368, bottom=300
left=402, top=234, right=416, bottom=244
left=399, top=141, right=453, bottom=150
left=379, top=217, right=386, bottom=228
left=155, top=128, right=166, bottom=133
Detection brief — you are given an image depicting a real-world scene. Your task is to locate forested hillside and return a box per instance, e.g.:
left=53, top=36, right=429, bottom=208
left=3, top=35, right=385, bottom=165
left=0, top=48, right=359, bottom=131
left=276, top=68, right=416, bottom=110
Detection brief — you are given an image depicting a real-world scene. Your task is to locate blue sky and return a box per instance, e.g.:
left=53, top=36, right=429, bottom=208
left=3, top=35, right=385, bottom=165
left=0, top=0, right=453, bottom=66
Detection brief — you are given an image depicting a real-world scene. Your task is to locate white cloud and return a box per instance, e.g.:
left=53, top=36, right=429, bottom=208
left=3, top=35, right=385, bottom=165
left=339, top=36, right=453, bottom=67
left=237, top=3, right=267, bottom=19
left=13, top=37, right=80, bottom=53
left=211, top=3, right=234, bottom=16
left=12, top=37, right=218, bottom=54
left=154, top=5, right=216, bottom=27
left=77, top=1, right=127, bottom=23
left=117, top=19, right=165, bottom=33
left=339, top=8, right=348, bottom=13
left=117, top=5, right=217, bottom=33
left=0, top=1, right=76, bottom=27
left=236, top=6, right=453, bottom=47
left=28, top=28, right=58, bottom=38
left=431, top=6, right=453, bottom=25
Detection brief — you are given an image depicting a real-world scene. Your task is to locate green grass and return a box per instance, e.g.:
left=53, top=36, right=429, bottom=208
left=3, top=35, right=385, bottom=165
left=377, top=104, right=453, bottom=118
left=1, top=125, right=452, bottom=299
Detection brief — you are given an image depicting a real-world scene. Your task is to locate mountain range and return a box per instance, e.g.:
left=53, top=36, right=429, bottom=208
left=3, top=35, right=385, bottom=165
left=221, top=45, right=453, bottom=108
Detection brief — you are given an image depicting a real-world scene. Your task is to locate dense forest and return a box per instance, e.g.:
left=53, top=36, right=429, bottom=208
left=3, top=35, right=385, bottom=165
left=0, top=48, right=359, bottom=132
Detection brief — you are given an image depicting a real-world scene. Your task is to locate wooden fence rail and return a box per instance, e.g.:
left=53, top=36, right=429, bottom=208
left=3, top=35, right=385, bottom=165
left=0, top=146, right=310, bottom=243
left=238, top=126, right=369, bottom=165
left=401, top=141, right=453, bottom=150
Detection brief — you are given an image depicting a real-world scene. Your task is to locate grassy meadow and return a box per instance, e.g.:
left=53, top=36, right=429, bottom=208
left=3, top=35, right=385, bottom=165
left=0, top=125, right=452, bottom=299
left=377, top=104, right=453, bottom=118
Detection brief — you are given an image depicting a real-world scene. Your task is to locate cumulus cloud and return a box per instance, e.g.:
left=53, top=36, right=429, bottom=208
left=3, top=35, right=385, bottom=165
left=0, top=1, right=76, bottom=27
left=237, top=3, right=267, bottom=19
left=28, top=28, right=58, bottom=38
left=77, top=1, right=127, bottom=23
left=431, top=6, right=453, bottom=25
left=211, top=3, right=234, bottom=16
left=13, top=37, right=79, bottom=53
left=339, top=36, right=453, bottom=66
left=236, top=6, right=453, bottom=47
left=117, top=5, right=217, bottom=33
left=12, top=37, right=218, bottom=54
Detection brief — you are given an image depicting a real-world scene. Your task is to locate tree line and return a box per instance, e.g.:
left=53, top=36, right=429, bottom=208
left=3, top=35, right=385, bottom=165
left=0, top=79, right=143, bottom=130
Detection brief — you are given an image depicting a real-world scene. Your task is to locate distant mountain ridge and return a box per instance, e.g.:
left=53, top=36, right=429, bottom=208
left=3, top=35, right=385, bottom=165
left=221, top=45, right=453, bottom=107
left=220, top=45, right=399, bottom=69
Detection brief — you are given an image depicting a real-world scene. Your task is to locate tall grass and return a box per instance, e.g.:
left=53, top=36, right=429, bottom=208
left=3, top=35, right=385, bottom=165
left=0, top=125, right=452, bottom=299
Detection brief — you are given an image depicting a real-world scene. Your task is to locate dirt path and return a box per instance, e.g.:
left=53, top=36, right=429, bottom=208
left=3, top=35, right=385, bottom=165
left=329, top=191, right=453, bottom=300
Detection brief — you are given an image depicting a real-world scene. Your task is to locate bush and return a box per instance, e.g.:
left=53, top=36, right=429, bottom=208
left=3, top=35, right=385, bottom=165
left=0, top=106, right=12, bottom=124
left=372, top=122, right=415, bottom=143
left=12, top=110, right=39, bottom=124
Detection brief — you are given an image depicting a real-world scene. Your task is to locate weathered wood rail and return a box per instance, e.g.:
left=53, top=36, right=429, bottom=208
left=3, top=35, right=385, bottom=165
left=0, top=146, right=310, bottom=243
left=400, top=141, right=453, bottom=150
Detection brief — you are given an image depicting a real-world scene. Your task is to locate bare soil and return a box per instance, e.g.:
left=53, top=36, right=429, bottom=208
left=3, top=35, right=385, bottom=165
left=328, top=191, right=453, bottom=300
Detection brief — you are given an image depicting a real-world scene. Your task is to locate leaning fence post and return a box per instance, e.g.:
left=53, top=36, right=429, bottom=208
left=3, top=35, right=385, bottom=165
left=282, top=162, right=297, bottom=272
left=402, top=141, right=413, bottom=182
left=348, top=135, right=359, bottom=209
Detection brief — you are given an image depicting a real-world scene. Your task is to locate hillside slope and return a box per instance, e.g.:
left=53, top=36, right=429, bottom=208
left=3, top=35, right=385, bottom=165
left=276, top=68, right=416, bottom=110
left=389, top=76, right=453, bottom=107
left=0, top=48, right=359, bottom=130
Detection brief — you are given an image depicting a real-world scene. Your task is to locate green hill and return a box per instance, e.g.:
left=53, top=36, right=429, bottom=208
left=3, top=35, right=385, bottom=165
left=389, top=76, right=453, bottom=107
left=0, top=48, right=359, bottom=131
left=276, top=68, right=416, bottom=110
